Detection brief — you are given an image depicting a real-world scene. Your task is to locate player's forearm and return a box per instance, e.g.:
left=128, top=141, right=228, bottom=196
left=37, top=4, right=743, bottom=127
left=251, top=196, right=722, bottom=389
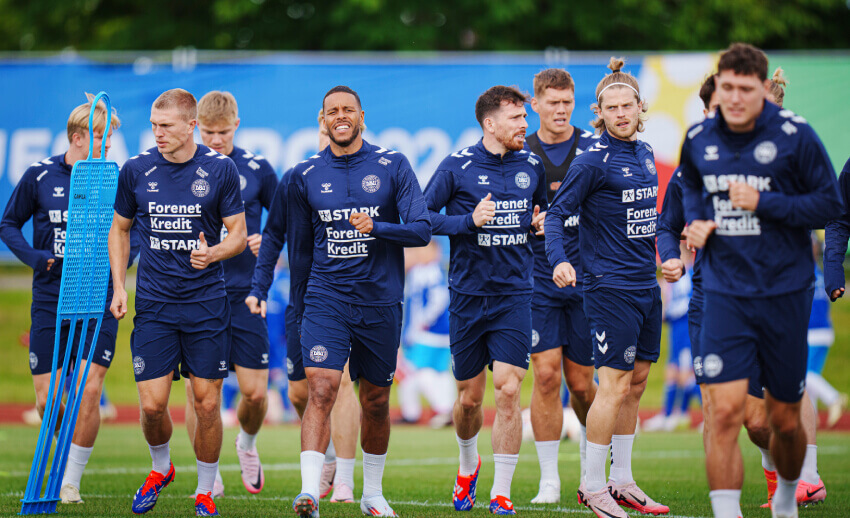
left=544, top=212, right=569, bottom=268
left=370, top=219, right=432, bottom=246
left=213, top=227, right=247, bottom=262
left=657, top=218, right=684, bottom=263
left=429, top=211, right=476, bottom=236
left=824, top=220, right=850, bottom=293
left=250, top=230, right=285, bottom=301
left=756, top=188, right=843, bottom=229
left=108, top=226, right=130, bottom=290
left=0, top=224, right=47, bottom=270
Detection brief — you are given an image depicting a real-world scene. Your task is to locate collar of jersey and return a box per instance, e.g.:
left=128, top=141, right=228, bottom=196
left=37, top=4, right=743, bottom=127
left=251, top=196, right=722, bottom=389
left=319, top=139, right=372, bottom=167
left=473, top=139, right=525, bottom=164
left=599, top=130, right=639, bottom=151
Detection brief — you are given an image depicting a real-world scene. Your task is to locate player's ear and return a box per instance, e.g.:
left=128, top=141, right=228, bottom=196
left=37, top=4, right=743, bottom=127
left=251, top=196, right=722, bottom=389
left=530, top=97, right=539, bottom=113
left=233, top=118, right=240, bottom=131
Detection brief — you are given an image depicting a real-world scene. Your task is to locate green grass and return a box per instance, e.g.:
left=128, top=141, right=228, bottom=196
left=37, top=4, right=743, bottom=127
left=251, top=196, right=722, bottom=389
left=0, top=425, right=848, bottom=517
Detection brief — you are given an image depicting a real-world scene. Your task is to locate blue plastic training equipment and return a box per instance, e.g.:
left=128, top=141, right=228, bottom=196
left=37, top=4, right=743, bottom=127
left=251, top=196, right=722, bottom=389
left=20, top=92, right=119, bottom=515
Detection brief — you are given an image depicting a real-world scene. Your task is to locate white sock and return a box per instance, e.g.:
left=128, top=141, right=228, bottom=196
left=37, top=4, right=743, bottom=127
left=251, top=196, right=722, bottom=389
left=709, top=489, right=741, bottom=518
left=215, top=469, right=224, bottom=486
left=334, top=457, right=356, bottom=489
left=300, top=450, right=325, bottom=497
left=579, top=425, right=587, bottom=481
left=585, top=441, right=609, bottom=493
left=806, top=372, right=840, bottom=406
left=774, top=475, right=799, bottom=514
left=61, top=443, right=93, bottom=489
left=362, top=452, right=387, bottom=499
left=534, top=440, right=560, bottom=485
left=148, top=442, right=170, bottom=476
left=801, top=444, right=819, bottom=484
left=325, top=438, right=336, bottom=464
left=490, top=454, right=519, bottom=500
left=758, top=446, right=776, bottom=472
left=609, top=434, right=634, bottom=485
left=456, top=433, right=479, bottom=476
left=237, top=428, right=258, bottom=451
left=195, top=460, right=218, bottom=496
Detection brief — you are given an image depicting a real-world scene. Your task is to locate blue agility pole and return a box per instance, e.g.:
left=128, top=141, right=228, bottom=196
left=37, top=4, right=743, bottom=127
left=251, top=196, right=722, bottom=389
left=20, top=92, right=119, bottom=515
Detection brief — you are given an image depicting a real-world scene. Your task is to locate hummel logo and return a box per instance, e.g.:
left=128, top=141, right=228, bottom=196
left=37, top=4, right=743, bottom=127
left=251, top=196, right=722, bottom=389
left=595, top=331, right=606, bottom=342
left=598, top=342, right=608, bottom=355
left=102, top=350, right=112, bottom=361
left=622, top=167, right=632, bottom=177
left=704, top=145, right=719, bottom=161
left=321, top=182, right=332, bottom=194
left=478, top=175, right=489, bottom=185
left=53, top=187, right=64, bottom=197
left=596, top=331, right=608, bottom=354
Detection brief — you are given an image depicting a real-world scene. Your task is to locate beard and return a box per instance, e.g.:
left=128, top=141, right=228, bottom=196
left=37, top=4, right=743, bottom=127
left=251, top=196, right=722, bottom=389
left=328, top=121, right=361, bottom=148
left=497, top=129, right=525, bottom=152
left=605, top=118, right=637, bottom=140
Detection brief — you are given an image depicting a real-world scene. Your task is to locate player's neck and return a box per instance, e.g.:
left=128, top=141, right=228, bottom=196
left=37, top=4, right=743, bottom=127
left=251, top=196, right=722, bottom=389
left=161, top=141, right=198, bottom=164
left=536, top=124, right=574, bottom=145
left=329, top=136, right=363, bottom=157
left=64, top=148, right=86, bottom=168
left=482, top=134, right=508, bottom=157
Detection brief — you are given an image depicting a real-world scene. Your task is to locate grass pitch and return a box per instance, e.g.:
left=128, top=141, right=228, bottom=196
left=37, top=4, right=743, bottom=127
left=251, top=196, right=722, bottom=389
left=0, top=425, right=848, bottom=517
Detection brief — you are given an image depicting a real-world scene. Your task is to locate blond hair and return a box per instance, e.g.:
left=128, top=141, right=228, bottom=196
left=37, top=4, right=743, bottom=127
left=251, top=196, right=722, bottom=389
left=198, top=91, right=238, bottom=125
left=768, top=67, right=789, bottom=107
left=591, top=57, right=647, bottom=134
left=66, top=92, right=121, bottom=143
left=533, top=68, right=575, bottom=97
left=152, top=88, right=197, bottom=121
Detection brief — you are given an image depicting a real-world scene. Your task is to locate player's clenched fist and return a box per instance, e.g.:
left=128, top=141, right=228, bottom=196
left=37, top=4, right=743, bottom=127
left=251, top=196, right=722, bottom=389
left=661, top=258, right=685, bottom=283
left=728, top=180, right=760, bottom=211
left=472, top=193, right=496, bottom=227
left=190, top=232, right=216, bottom=270
left=110, top=288, right=128, bottom=320
left=350, top=212, right=374, bottom=234
left=247, top=233, right=262, bottom=257
left=532, top=205, right=545, bottom=235
left=245, top=295, right=267, bottom=318
left=686, top=220, right=717, bottom=249
left=552, top=261, right=576, bottom=288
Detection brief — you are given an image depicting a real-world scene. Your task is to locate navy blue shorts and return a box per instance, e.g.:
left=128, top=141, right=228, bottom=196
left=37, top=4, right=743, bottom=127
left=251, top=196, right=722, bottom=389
left=300, top=294, right=401, bottom=387
left=228, top=291, right=270, bottom=371
left=583, top=287, right=662, bottom=371
left=449, top=292, right=532, bottom=381
left=688, top=289, right=705, bottom=383
left=131, top=297, right=232, bottom=382
left=284, top=306, right=305, bottom=382
left=700, top=289, right=812, bottom=403
left=29, top=301, right=118, bottom=375
left=531, top=289, right=593, bottom=366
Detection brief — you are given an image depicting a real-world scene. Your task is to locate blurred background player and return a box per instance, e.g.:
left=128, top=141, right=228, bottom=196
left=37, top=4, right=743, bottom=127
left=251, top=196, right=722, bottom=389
left=644, top=243, right=700, bottom=432
left=182, top=91, right=278, bottom=498
left=524, top=68, right=598, bottom=503
left=806, top=236, right=846, bottom=427
left=425, top=85, right=547, bottom=515
left=546, top=58, right=668, bottom=518
left=264, top=258, right=298, bottom=424
left=109, top=88, right=248, bottom=517
left=0, top=93, right=122, bottom=505
left=397, top=240, right=454, bottom=428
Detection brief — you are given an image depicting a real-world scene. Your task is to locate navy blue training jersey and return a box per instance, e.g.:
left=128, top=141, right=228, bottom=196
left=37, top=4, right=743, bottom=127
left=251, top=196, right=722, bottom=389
left=114, top=145, right=245, bottom=303
left=824, top=157, right=850, bottom=296
left=220, top=146, right=277, bottom=293
left=525, top=129, right=597, bottom=299
left=680, top=101, right=841, bottom=298
left=656, top=167, right=702, bottom=288
left=287, top=140, right=431, bottom=306
left=424, top=140, right=547, bottom=296
left=545, top=131, right=659, bottom=291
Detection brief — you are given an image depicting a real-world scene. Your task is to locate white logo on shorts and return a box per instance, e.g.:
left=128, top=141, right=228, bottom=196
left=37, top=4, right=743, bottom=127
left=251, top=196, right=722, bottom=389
left=387, top=371, right=395, bottom=383
left=624, top=346, right=636, bottom=364
left=286, top=358, right=294, bottom=375
left=29, top=352, right=38, bottom=370
left=531, top=329, right=540, bottom=347
left=703, top=354, right=723, bottom=378
left=310, top=345, right=328, bottom=363
left=261, top=353, right=269, bottom=364
left=133, top=356, right=145, bottom=375
left=191, top=179, right=210, bottom=197
left=515, top=172, right=531, bottom=189
left=219, top=360, right=227, bottom=371
left=693, top=356, right=704, bottom=378
left=102, top=349, right=112, bottom=362
left=361, top=175, right=380, bottom=193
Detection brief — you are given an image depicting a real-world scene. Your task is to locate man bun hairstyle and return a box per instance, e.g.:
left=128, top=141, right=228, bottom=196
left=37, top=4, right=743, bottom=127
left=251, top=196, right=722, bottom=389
left=591, top=57, right=647, bottom=134
left=768, top=67, right=789, bottom=107
left=717, top=43, right=768, bottom=81
left=475, top=85, right=529, bottom=127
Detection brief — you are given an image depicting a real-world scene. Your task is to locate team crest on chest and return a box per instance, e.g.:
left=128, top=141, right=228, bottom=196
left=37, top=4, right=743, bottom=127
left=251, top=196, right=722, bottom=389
left=754, top=141, right=777, bottom=165
left=191, top=179, right=210, bottom=197
left=645, top=159, right=656, bottom=175
left=515, top=172, right=531, bottom=189
left=362, top=175, right=380, bottom=193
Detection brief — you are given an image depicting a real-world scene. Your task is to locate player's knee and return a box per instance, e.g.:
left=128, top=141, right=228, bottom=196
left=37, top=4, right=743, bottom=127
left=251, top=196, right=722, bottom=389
left=361, top=393, right=390, bottom=421
left=81, top=383, right=103, bottom=408
left=533, top=364, right=561, bottom=395
left=241, top=386, right=267, bottom=408
left=565, top=370, right=593, bottom=403
left=494, top=377, right=522, bottom=406
left=456, top=390, right=483, bottom=414
left=710, top=399, right=743, bottom=433
left=140, top=399, right=169, bottom=420
left=193, top=395, right=221, bottom=419
left=768, top=409, right=802, bottom=439
left=308, top=379, right=338, bottom=411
